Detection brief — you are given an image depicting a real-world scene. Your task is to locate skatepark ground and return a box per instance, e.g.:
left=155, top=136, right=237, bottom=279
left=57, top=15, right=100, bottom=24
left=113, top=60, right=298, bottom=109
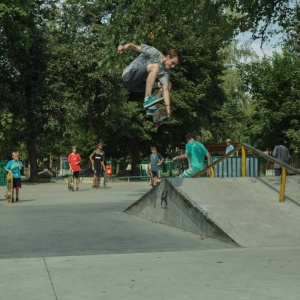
left=0, top=177, right=300, bottom=300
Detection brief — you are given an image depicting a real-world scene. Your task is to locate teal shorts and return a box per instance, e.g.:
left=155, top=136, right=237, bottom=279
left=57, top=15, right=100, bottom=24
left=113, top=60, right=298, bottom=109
left=179, top=168, right=199, bottom=178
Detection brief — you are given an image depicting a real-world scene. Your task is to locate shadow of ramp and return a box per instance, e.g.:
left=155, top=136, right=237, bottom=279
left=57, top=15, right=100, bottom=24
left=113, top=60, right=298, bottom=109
left=124, top=179, right=237, bottom=246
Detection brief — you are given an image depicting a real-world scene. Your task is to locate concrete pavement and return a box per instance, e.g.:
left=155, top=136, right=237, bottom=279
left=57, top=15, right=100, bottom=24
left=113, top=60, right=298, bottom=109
left=1, top=180, right=300, bottom=299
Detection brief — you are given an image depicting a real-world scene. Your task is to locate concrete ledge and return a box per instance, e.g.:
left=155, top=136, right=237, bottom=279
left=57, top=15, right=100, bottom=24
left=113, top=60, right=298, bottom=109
left=125, top=176, right=300, bottom=248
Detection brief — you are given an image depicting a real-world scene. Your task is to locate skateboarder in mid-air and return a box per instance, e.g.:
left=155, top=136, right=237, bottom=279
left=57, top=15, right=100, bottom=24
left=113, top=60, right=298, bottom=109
left=118, top=43, right=181, bottom=117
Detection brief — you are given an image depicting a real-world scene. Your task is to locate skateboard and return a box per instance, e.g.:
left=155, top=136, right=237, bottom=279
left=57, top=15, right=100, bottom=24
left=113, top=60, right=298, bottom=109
left=153, top=107, right=170, bottom=128
left=6, top=172, right=13, bottom=203
left=68, top=170, right=74, bottom=191
left=148, top=169, right=154, bottom=187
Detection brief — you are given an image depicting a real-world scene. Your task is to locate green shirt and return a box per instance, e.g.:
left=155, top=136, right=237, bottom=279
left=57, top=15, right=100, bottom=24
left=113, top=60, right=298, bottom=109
left=185, top=140, right=208, bottom=172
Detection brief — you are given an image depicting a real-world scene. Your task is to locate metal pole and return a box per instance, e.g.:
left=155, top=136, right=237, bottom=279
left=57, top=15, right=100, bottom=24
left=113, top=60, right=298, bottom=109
left=210, top=166, right=215, bottom=178
left=279, top=167, right=286, bottom=202
left=241, top=146, right=246, bottom=177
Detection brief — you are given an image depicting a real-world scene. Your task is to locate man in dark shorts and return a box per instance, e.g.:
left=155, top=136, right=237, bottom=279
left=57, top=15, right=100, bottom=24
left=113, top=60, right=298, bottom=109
left=68, top=146, right=82, bottom=191
left=272, top=138, right=290, bottom=176
left=118, top=43, right=181, bottom=116
left=90, top=147, right=105, bottom=188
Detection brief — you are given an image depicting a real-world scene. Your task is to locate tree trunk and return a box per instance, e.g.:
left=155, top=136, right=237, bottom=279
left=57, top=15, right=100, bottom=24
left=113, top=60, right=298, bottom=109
left=28, top=141, right=38, bottom=182
left=129, top=137, right=140, bottom=176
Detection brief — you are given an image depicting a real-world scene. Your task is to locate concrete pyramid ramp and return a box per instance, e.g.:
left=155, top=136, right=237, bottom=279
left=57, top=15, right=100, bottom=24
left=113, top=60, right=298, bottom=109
left=125, top=177, right=300, bottom=247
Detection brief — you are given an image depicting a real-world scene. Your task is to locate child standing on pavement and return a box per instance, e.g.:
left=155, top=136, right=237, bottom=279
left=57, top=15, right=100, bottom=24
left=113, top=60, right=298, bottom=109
left=68, top=146, right=82, bottom=191
left=5, top=151, right=24, bottom=203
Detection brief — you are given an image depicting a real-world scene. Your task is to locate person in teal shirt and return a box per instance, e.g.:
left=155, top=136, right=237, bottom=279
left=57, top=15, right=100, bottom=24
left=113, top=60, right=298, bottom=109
left=5, top=151, right=24, bottom=202
left=225, top=139, right=234, bottom=154
left=172, top=133, right=211, bottom=178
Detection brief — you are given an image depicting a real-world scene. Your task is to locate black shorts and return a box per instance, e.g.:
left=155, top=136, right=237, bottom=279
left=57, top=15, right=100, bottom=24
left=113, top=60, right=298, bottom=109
left=73, top=171, right=80, bottom=179
left=151, top=171, right=159, bottom=178
left=94, top=168, right=102, bottom=176
left=13, top=178, right=22, bottom=188
left=123, top=65, right=159, bottom=93
left=274, top=168, right=282, bottom=176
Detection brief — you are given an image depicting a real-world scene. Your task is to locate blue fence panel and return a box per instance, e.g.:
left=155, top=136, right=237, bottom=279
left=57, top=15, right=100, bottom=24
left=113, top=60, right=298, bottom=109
left=212, top=156, right=259, bottom=177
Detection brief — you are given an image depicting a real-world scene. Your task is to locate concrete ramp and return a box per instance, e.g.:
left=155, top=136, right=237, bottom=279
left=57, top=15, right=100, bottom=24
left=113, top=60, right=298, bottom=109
left=125, top=177, right=300, bottom=247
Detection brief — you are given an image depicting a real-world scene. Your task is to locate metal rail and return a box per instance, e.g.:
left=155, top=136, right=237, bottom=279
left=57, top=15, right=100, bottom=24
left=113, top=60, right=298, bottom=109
left=195, top=143, right=300, bottom=202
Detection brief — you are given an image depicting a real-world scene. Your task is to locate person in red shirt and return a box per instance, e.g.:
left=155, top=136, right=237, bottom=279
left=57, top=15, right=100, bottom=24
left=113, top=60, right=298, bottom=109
left=68, top=146, right=82, bottom=191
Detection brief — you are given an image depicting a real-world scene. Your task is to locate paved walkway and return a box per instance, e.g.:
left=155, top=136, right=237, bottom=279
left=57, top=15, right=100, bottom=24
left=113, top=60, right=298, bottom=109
left=0, top=181, right=300, bottom=299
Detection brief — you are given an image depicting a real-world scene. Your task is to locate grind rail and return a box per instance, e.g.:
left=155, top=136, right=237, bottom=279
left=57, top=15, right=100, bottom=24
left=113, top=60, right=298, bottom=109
left=195, top=143, right=300, bottom=202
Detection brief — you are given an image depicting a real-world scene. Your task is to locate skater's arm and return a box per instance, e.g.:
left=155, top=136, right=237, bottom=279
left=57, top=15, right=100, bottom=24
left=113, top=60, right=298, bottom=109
left=157, top=154, right=164, bottom=166
left=74, top=159, right=81, bottom=166
left=172, top=153, right=188, bottom=161
left=206, top=152, right=211, bottom=165
left=118, top=43, right=141, bottom=53
left=5, top=168, right=12, bottom=174
left=89, top=152, right=94, bottom=163
left=163, top=87, right=171, bottom=115
left=89, top=153, right=95, bottom=170
left=206, top=152, right=212, bottom=176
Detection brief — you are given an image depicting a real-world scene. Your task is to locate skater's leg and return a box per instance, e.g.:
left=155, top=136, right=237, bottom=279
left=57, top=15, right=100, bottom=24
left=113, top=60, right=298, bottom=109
left=145, top=63, right=160, bottom=98
left=93, top=174, right=97, bottom=187
left=16, top=188, right=20, bottom=202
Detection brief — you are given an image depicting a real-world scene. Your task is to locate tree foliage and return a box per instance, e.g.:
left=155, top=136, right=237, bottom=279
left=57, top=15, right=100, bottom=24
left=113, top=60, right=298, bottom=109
left=44, top=0, right=236, bottom=174
left=218, top=0, right=298, bottom=44
left=2, top=0, right=299, bottom=180
left=211, top=40, right=257, bottom=143
left=0, top=0, right=58, bottom=180
left=239, top=51, right=300, bottom=151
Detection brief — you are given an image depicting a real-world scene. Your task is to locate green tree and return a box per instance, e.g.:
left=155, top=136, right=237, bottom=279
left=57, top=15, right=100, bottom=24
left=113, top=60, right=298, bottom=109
left=0, top=0, right=33, bottom=159
left=6, top=0, right=284, bottom=178
left=44, top=0, right=236, bottom=175
left=103, top=0, right=236, bottom=167
left=239, top=51, right=300, bottom=151
left=211, top=40, right=257, bottom=143
left=45, top=0, right=150, bottom=172
left=219, top=0, right=298, bottom=44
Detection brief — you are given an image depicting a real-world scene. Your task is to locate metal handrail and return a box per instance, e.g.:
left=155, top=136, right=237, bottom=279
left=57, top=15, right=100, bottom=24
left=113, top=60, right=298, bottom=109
left=194, top=143, right=300, bottom=202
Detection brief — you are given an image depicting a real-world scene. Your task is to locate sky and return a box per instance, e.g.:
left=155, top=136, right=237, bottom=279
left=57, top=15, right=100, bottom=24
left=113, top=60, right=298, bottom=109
left=237, top=30, right=283, bottom=59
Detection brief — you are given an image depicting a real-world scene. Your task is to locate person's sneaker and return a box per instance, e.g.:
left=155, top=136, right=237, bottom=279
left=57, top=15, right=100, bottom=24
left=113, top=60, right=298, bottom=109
left=143, top=96, right=163, bottom=109
left=76, top=188, right=79, bottom=191
left=146, top=106, right=158, bottom=116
